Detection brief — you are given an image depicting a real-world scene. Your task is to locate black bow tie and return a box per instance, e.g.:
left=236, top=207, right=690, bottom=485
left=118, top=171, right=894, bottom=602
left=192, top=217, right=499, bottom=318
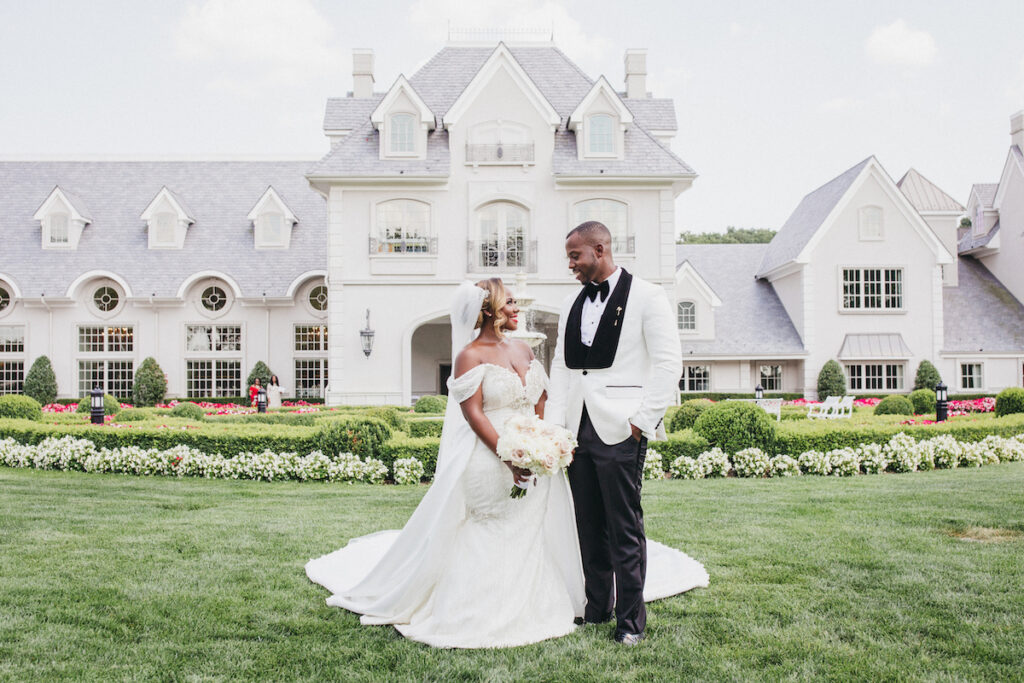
left=586, top=279, right=610, bottom=303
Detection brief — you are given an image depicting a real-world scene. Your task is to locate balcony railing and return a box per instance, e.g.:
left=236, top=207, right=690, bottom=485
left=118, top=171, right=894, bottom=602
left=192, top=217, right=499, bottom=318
left=465, top=143, right=535, bottom=165
left=369, top=236, right=438, bottom=254
left=467, top=240, right=538, bottom=273
left=613, top=235, right=635, bottom=254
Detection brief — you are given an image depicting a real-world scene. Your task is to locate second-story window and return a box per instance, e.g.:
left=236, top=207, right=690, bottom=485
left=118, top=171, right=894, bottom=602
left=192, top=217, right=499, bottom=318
left=842, top=268, right=903, bottom=310
left=374, top=199, right=431, bottom=253
left=859, top=206, right=883, bottom=240
left=49, top=213, right=70, bottom=245
left=155, top=212, right=176, bottom=245
left=677, top=301, right=696, bottom=330
left=476, top=202, right=528, bottom=270
left=390, top=113, right=415, bottom=154
left=588, top=114, right=614, bottom=154
left=575, top=199, right=631, bottom=253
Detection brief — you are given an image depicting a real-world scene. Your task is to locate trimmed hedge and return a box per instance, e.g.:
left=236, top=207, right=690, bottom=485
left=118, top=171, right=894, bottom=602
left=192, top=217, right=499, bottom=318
left=206, top=413, right=316, bottom=427
left=413, top=395, right=448, bottom=413
left=913, top=360, right=942, bottom=391
left=874, top=395, right=914, bottom=416
left=115, top=408, right=153, bottom=422
left=132, top=357, right=167, bottom=407
left=378, top=435, right=440, bottom=475
left=693, top=401, right=776, bottom=454
left=909, top=389, right=936, bottom=415
left=363, top=406, right=406, bottom=430
left=667, top=399, right=714, bottom=432
left=407, top=419, right=444, bottom=438
left=817, top=360, right=846, bottom=400
left=995, top=387, right=1024, bottom=417
left=75, top=394, right=122, bottom=417
left=170, top=402, right=206, bottom=420
left=315, top=418, right=392, bottom=459
left=650, top=429, right=710, bottom=463
left=0, top=395, right=43, bottom=422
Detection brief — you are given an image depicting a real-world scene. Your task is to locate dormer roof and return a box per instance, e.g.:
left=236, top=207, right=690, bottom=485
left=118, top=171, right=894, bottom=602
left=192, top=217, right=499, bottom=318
left=140, top=186, right=196, bottom=223
left=370, top=75, right=435, bottom=129
left=568, top=76, right=634, bottom=130
left=33, top=186, right=92, bottom=223
left=896, top=168, right=964, bottom=213
left=246, top=186, right=298, bottom=224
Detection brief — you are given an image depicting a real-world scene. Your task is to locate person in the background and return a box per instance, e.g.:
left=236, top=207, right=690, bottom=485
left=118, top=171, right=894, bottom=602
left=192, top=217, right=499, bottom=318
left=248, top=376, right=262, bottom=407
left=267, top=374, right=285, bottom=409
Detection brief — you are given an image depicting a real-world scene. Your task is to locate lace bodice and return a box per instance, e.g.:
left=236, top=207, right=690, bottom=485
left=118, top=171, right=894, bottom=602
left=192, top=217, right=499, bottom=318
left=449, top=359, right=547, bottom=413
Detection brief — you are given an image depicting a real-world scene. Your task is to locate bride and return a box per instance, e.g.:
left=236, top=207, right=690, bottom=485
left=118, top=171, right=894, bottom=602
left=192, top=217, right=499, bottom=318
left=305, top=279, right=708, bottom=649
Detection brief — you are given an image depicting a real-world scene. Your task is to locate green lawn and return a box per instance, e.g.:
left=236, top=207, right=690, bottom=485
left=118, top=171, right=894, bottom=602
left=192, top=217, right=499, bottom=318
left=1, top=466, right=1023, bottom=682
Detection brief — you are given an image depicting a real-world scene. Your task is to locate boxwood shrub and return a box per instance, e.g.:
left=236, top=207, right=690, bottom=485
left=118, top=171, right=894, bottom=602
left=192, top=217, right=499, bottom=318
left=909, top=389, right=936, bottom=415
left=76, top=394, right=122, bottom=417
left=115, top=408, right=153, bottom=422
left=378, top=435, right=440, bottom=475
left=362, top=406, right=406, bottom=430
left=170, top=402, right=206, bottom=420
left=315, top=417, right=392, bottom=459
left=650, top=429, right=710, bottom=464
left=413, top=395, right=447, bottom=414
left=693, top=401, right=776, bottom=454
left=995, top=387, right=1024, bottom=417
left=0, top=395, right=43, bottom=422
left=407, top=419, right=444, bottom=438
left=874, top=395, right=914, bottom=416
left=207, top=413, right=316, bottom=426
left=667, top=399, right=714, bottom=432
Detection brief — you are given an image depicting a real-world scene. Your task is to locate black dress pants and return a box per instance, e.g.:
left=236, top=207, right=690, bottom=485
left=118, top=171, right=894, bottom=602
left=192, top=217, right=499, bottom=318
left=568, top=405, right=648, bottom=635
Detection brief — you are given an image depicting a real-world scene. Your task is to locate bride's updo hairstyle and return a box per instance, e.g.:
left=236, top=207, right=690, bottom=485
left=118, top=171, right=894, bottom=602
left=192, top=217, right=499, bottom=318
left=475, top=278, right=508, bottom=340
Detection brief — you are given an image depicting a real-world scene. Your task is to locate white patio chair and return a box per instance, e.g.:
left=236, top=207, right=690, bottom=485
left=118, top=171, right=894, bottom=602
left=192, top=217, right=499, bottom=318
left=807, top=395, right=839, bottom=419
left=832, top=396, right=854, bottom=419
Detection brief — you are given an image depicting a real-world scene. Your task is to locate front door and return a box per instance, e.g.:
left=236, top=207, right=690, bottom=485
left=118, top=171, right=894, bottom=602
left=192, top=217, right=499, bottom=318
left=439, top=363, right=452, bottom=395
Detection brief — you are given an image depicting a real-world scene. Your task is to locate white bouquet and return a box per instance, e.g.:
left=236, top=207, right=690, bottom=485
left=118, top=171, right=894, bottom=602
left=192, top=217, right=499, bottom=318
left=496, top=414, right=577, bottom=498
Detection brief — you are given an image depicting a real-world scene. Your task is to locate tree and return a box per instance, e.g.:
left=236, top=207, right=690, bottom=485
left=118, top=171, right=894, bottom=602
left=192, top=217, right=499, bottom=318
left=131, top=357, right=167, bottom=406
left=23, top=355, right=58, bottom=405
left=677, top=226, right=777, bottom=244
left=816, top=360, right=846, bottom=400
left=246, top=361, right=273, bottom=390
left=913, top=360, right=942, bottom=391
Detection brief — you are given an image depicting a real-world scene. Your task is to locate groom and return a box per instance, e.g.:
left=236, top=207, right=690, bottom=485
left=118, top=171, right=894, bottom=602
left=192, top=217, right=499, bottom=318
left=547, top=221, right=682, bottom=645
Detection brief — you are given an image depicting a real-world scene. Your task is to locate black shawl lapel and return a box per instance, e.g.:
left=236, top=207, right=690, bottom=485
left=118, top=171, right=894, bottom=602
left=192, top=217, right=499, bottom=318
left=583, top=269, right=632, bottom=369
left=563, top=288, right=590, bottom=369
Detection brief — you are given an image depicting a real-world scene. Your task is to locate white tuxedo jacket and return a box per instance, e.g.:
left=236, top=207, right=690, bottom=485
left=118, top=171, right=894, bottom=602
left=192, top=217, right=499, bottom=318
left=547, top=270, right=682, bottom=445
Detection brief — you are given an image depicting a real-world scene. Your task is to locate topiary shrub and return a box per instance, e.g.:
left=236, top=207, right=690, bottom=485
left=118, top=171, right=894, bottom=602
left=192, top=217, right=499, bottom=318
left=913, top=360, right=942, bottom=391
left=0, top=394, right=43, bottom=421
left=816, top=360, right=846, bottom=400
left=363, top=406, right=404, bottom=430
left=414, top=395, right=448, bottom=413
left=170, top=402, right=206, bottom=420
left=995, top=387, right=1024, bottom=417
left=246, top=361, right=273, bottom=391
left=667, top=399, right=714, bottom=432
left=909, top=389, right=936, bottom=415
left=874, top=395, right=914, bottom=416
left=131, top=357, right=167, bottom=407
left=115, top=408, right=152, bottom=422
left=315, top=417, right=393, bottom=459
left=23, top=356, right=58, bottom=406
left=76, top=393, right=122, bottom=417
left=692, top=401, right=776, bottom=454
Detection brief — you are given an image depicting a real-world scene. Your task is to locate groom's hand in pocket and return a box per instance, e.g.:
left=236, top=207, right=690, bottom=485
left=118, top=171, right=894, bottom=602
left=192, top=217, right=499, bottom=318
left=630, top=423, right=643, bottom=443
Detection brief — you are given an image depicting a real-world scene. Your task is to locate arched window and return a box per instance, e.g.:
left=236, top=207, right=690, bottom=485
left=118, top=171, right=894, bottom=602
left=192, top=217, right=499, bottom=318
left=588, top=114, right=614, bottom=154
left=375, top=199, right=431, bottom=253
left=390, top=113, right=415, bottom=154
left=575, top=199, right=631, bottom=253
left=93, top=286, right=120, bottom=313
left=477, top=202, right=528, bottom=270
left=859, top=206, right=883, bottom=240
left=677, top=301, right=696, bottom=330
left=0, top=286, right=10, bottom=312
left=308, top=285, right=328, bottom=312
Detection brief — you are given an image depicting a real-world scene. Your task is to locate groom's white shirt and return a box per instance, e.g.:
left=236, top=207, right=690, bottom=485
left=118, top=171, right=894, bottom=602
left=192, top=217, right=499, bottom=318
left=548, top=272, right=682, bottom=445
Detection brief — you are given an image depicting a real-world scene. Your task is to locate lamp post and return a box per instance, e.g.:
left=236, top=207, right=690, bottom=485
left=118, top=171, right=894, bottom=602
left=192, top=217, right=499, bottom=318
left=256, top=386, right=267, bottom=414
left=90, top=386, right=104, bottom=425
left=935, top=381, right=948, bottom=422
left=754, top=384, right=764, bottom=400
left=360, top=309, right=375, bottom=358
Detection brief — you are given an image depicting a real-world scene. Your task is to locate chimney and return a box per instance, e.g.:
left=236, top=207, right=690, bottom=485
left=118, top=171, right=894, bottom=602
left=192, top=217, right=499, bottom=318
left=1011, top=110, right=1024, bottom=151
left=353, top=48, right=375, bottom=99
left=624, top=49, right=647, bottom=99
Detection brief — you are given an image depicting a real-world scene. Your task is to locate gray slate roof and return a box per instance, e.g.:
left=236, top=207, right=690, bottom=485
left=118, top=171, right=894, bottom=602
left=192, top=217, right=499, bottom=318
left=675, top=244, right=805, bottom=356
left=310, top=44, right=691, bottom=178
left=0, top=161, right=325, bottom=299
left=943, top=257, right=1024, bottom=353
left=958, top=220, right=1000, bottom=253
left=756, top=157, right=872, bottom=277
left=971, top=183, right=998, bottom=208
left=897, top=168, right=964, bottom=212
left=837, top=333, right=913, bottom=359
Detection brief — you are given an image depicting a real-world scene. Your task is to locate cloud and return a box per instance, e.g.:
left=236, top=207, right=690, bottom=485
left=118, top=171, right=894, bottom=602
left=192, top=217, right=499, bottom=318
left=175, top=0, right=343, bottom=93
left=1006, top=56, right=1024, bottom=108
left=817, top=96, right=861, bottom=113
left=865, top=19, right=937, bottom=67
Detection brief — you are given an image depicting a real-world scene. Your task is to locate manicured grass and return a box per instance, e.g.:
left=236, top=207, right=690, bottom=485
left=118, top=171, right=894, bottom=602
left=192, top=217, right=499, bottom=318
left=2, top=465, right=1023, bottom=681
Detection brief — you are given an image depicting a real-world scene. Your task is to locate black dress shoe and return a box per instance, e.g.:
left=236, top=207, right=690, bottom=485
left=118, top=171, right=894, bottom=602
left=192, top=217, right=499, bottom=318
left=613, top=631, right=646, bottom=646
left=574, top=612, right=613, bottom=626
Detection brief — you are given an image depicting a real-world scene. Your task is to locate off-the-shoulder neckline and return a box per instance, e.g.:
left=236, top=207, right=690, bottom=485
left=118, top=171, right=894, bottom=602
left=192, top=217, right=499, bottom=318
left=454, top=359, right=542, bottom=389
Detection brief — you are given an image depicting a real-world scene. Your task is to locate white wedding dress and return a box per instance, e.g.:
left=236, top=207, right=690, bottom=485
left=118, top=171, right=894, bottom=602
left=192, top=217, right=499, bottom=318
left=305, top=358, right=710, bottom=649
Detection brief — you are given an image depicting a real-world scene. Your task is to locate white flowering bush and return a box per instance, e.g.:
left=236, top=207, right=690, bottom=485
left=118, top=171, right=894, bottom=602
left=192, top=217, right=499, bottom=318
left=987, top=435, right=1024, bottom=462
left=670, top=455, right=705, bottom=480
left=828, top=448, right=861, bottom=477
left=798, top=450, right=831, bottom=476
left=769, top=454, right=801, bottom=477
left=886, top=433, right=921, bottom=473
left=929, top=435, right=962, bottom=469
left=697, top=448, right=731, bottom=478
left=643, top=448, right=664, bottom=480
left=393, top=457, right=425, bottom=485
left=959, top=442, right=987, bottom=468
left=858, top=443, right=888, bottom=474
left=732, top=447, right=770, bottom=478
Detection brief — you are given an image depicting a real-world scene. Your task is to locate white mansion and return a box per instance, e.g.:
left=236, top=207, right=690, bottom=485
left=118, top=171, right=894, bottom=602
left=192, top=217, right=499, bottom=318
left=0, top=40, right=1022, bottom=402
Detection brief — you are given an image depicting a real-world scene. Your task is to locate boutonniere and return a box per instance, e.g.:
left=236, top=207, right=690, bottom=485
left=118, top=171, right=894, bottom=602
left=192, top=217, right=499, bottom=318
left=614, top=306, right=623, bottom=327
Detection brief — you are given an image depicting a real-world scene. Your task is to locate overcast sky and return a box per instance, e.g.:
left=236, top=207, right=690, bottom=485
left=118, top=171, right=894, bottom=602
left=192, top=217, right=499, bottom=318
left=2, top=0, right=1022, bottom=234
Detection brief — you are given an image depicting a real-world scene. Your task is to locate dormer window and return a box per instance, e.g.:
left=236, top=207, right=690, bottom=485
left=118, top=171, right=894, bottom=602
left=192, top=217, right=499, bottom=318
left=390, top=114, right=415, bottom=154
left=34, top=187, right=91, bottom=250
left=155, top=212, right=176, bottom=245
left=588, top=115, right=615, bottom=155
left=248, top=187, right=297, bottom=249
left=141, top=187, right=194, bottom=250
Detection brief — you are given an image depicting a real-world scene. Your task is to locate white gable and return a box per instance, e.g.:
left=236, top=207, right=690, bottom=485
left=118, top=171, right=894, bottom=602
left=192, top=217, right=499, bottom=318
left=568, top=76, right=633, bottom=128
left=370, top=75, right=434, bottom=128
left=247, top=186, right=298, bottom=249
left=140, top=187, right=194, bottom=250
left=442, top=43, right=560, bottom=130
left=33, top=186, right=91, bottom=250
